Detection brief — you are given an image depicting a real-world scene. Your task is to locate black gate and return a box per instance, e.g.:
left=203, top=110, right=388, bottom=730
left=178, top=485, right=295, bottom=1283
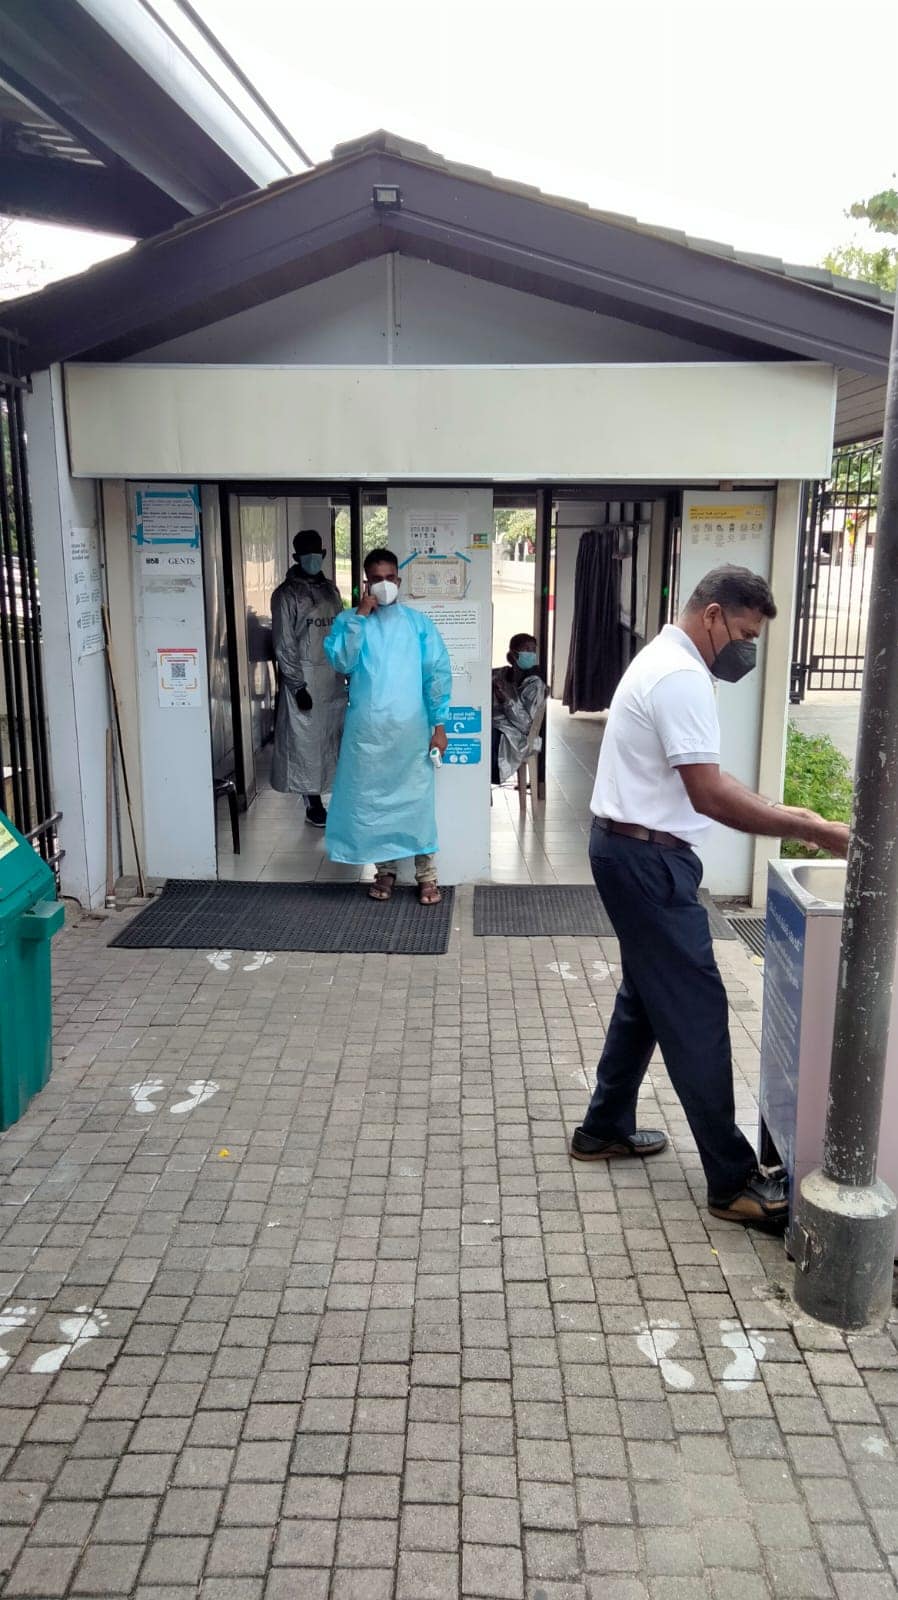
left=791, top=439, right=881, bottom=701
left=0, top=328, right=58, bottom=864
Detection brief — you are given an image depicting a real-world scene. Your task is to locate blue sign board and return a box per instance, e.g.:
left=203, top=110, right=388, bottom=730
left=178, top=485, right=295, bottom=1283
left=445, top=738, right=481, bottom=766
left=447, top=706, right=482, bottom=735
left=759, top=876, right=806, bottom=1180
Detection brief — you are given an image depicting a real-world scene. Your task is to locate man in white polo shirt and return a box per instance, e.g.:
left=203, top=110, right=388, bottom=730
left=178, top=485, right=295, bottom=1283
left=571, top=566, right=850, bottom=1229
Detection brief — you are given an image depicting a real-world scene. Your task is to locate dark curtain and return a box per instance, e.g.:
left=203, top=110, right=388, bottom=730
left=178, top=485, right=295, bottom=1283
left=563, top=528, right=621, bottom=713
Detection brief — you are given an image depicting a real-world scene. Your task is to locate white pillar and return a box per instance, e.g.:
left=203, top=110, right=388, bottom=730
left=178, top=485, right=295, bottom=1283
left=752, top=480, right=802, bottom=907
left=25, top=368, right=112, bottom=908
left=387, top=487, right=493, bottom=884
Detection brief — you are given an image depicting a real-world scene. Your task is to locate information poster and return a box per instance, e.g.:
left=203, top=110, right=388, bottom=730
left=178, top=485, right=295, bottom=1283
left=136, top=487, right=200, bottom=548
left=759, top=878, right=805, bottom=1177
left=685, top=500, right=770, bottom=554
left=417, top=602, right=482, bottom=675
left=406, top=508, right=468, bottom=557
left=157, top=646, right=200, bottom=708
left=69, top=526, right=104, bottom=660
left=407, top=556, right=467, bottom=600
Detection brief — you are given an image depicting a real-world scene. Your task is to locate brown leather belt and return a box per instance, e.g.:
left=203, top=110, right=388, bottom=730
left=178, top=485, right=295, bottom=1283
left=596, top=818, right=690, bottom=851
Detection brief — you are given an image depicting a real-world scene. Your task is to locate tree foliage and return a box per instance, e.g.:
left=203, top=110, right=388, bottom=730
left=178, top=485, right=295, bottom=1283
left=823, top=184, right=898, bottom=292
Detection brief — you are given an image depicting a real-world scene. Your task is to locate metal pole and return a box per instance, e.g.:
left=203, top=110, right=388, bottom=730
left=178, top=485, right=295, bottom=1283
left=793, top=297, right=898, bottom=1328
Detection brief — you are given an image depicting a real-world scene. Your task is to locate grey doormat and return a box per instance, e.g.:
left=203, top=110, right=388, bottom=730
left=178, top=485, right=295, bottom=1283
left=699, top=889, right=738, bottom=940
left=109, top=879, right=455, bottom=955
left=473, top=885, right=614, bottom=938
left=473, top=885, right=739, bottom=940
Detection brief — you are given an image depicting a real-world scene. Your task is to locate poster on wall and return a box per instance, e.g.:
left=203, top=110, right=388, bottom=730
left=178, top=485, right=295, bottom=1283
left=684, top=500, right=770, bottom=553
left=136, top=487, right=200, bottom=548
left=406, top=508, right=469, bottom=557
left=416, top=601, right=482, bottom=679
left=69, top=526, right=104, bottom=660
left=157, top=646, right=200, bottom=708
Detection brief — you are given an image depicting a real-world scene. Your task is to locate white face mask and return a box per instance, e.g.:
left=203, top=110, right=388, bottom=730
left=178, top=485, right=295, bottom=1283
left=370, top=579, right=399, bottom=606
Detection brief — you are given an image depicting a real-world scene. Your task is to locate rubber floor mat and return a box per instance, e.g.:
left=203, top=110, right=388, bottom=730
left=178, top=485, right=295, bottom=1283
left=109, top=879, right=455, bottom=955
left=699, top=888, right=738, bottom=940
left=473, top=885, right=614, bottom=938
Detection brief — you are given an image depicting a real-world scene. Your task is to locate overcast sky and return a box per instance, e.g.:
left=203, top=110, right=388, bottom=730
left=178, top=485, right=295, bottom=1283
left=9, top=0, right=898, bottom=289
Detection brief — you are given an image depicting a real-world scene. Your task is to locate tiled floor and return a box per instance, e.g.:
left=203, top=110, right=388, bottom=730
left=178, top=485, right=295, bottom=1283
left=218, top=701, right=604, bottom=887
left=1, top=896, right=896, bottom=1599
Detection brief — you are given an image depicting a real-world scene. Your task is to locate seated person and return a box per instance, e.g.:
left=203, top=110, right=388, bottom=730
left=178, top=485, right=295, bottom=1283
left=491, top=633, right=547, bottom=784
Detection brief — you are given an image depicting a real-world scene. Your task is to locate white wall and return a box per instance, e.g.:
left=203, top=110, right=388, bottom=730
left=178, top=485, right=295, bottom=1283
left=679, top=489, right=775, bottom=899
left=25, top=369, right=112, bottom=908
left=128, top=484, right=216, bottom=880
left=136, top=254, right=731, bottom=368
left=65, top=362, right=837, bottom=483
left=389, top=486, right=493, bottom=885
left=752, top=482, right=803, bottom=907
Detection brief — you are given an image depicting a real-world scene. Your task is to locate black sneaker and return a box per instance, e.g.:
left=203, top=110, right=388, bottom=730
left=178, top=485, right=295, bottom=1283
left=305, top=800, right=327, bottom=828
left=570, top=1126, right=668, bottom=1161
left=708, top=1166, right=789, bottom=1230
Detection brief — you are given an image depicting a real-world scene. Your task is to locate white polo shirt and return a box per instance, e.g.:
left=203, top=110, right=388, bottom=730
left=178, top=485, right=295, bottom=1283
left=590, top=625, right=720, bottom=845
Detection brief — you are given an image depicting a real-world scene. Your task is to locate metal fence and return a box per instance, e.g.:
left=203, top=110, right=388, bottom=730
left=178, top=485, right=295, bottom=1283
left=0, top=329, right=59, bottom=865
left=791, top=439, right=881, bottom=700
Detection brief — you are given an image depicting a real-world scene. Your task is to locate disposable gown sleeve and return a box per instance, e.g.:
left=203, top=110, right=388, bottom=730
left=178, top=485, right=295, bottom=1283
left=420, top=616, right=453, bottom=726
left=324, top=610, right=367, bottom=675
left=272, top=586, right=311, bottom=691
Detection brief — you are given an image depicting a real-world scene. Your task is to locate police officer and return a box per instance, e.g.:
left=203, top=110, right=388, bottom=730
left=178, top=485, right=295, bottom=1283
left=271, top=530, right=346, bottom=828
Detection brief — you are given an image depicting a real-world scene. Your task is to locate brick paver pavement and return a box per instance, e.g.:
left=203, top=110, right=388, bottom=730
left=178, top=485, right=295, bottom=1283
left=0, top=891, right=896, bottom=1599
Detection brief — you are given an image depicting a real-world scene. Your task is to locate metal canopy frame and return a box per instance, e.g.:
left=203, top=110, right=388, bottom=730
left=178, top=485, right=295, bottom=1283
left=6, top=145, right=892, bottom=374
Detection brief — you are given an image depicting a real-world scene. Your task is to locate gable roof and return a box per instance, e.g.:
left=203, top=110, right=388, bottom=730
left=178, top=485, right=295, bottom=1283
left=5, top=129, right=893, bottom=376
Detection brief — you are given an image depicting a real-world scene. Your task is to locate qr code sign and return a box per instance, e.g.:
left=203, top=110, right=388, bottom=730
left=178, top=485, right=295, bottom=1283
left=171, top=661, right=187, bottom=681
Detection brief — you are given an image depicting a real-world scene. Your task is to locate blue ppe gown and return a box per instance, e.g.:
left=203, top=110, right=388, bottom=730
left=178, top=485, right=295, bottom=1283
left=323, top=603, right=452, bottom=864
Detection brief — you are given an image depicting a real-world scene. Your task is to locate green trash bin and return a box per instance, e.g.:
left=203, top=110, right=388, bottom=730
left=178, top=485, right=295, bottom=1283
left=0, top=808, right=65, bottom=1131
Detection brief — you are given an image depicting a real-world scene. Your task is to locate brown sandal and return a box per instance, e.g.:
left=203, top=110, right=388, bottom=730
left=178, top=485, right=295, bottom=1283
left=369, top=872, right=396, bottom=901
left=418, top=882, right=442, bottom=906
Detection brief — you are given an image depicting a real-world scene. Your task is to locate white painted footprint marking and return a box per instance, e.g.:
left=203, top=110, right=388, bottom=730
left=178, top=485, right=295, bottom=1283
left=719, top=1319, right=767, bottom=1388
left=547, top=961, right=577, bottom=982
left=170, top=1079, right=220, bottom=1116
left=129, top=1079, right=165, bottom=1115
left=591, top=959, right=621, bottom=981
left=206, top=950, right=232, bottom=972
left=0, top=1305, right=36, bottom=1370
left=30, top=1307, right=109, bottom=1374
left=243, top=951, right=275, bottom=972
left=635, top=1318, right=695, bottom=1390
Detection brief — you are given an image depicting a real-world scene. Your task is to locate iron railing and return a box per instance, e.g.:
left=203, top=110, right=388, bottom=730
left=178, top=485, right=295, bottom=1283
left=791, top=439, right=881, bottom=700
left=0, top=329, right=58, bottom=867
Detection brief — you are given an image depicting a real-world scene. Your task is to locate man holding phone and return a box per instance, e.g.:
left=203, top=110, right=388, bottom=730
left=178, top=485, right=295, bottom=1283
left=324, top=548, right=452, bottom=904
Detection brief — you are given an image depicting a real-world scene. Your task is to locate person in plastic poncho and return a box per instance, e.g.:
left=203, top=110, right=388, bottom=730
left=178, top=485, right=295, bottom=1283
left=324, top=547, right=452, bottom=905
left=271, top=530, right=347, bottom=828
left=491, top=633, right=548, bottom=784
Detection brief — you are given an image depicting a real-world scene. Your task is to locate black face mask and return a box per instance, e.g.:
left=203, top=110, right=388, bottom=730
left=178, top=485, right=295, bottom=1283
left=708, top=614, right=757, bottom=684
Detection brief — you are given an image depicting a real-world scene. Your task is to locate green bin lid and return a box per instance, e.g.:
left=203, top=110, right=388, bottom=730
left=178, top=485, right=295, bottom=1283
left=0, top=809, right=54, bottom=902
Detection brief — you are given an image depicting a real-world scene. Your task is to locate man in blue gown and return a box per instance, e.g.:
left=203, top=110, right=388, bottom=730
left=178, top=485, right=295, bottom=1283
left=324, top=548, right=452, bottom=904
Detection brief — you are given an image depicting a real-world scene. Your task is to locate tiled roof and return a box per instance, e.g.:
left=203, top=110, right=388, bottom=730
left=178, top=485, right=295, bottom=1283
left=330, top=130, right=895, bottom=312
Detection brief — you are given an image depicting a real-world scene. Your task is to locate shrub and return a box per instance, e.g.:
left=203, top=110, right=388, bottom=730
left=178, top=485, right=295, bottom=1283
left=781, top=723, right=853, bottom=858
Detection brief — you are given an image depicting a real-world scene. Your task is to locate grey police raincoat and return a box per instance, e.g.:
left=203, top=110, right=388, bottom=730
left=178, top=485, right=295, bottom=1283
left=270, top=567, right=347, bottom=795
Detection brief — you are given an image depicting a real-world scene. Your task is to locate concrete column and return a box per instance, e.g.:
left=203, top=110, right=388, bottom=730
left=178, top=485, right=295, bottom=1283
left=25, top=368, right=112, bottom=908
left=752, top=480, right=802, bottom=907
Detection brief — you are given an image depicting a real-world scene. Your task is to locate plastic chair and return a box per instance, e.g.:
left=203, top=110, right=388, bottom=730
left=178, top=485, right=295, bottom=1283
left=517, top=697, right=547, bottom=814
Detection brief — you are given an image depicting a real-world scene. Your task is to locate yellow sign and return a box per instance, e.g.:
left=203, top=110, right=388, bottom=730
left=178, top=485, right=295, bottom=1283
left=687, top=504, right=767, bottom=523
left=0, top=820, right=17, bottom=862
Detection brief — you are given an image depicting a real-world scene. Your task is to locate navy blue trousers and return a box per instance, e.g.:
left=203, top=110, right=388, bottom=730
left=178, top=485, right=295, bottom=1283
left=582, top=822, right=756, bottom=1198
